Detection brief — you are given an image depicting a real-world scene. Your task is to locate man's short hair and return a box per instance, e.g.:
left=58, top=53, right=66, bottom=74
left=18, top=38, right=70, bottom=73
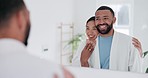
left=0, top=0, right=25, bottom=27
left=96, top=6, right=115, bottom=17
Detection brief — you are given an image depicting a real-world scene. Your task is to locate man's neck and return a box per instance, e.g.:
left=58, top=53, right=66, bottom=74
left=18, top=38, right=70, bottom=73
left=99, top=29, right=114, bottom=37
left=0, top=32, right=23, bottom=43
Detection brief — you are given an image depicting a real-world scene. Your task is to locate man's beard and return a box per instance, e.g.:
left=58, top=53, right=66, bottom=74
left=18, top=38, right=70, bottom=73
left=96, top=22, right=113, bottom=34
left=24, top=21, right=31, bottom=46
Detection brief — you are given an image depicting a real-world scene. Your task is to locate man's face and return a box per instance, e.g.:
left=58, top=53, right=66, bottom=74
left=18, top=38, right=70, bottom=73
left=95, top=10, right=115, bottom=34
left=96, top=21, right=113, bottom=34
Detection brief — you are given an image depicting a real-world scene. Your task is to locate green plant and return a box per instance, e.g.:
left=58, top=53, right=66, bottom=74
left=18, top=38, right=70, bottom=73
left=66, top=34, right=85, bottom=63
left=143, top=51, right=148, bottom=73
left=68, top=34, right=84, bottom=52
left=143, top=51, right=148, bottom=58
left=146, top=68, right=148, bottom=73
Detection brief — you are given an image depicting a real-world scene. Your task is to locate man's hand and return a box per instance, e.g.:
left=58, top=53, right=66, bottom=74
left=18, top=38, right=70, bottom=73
left=54, top=67, right=74, bottom=78
left=63, top=68, right=74, bottom=78
left=80, top=39, right=96, bottom=67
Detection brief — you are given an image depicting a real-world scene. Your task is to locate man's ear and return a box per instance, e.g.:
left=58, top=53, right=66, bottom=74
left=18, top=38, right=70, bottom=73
left=113, top=17, right=116, bottom=24
left=16, top=10, right=26, bottom=32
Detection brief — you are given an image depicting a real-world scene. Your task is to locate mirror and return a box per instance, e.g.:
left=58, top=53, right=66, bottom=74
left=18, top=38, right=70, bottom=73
left=25, top=0, right=148, bottom=73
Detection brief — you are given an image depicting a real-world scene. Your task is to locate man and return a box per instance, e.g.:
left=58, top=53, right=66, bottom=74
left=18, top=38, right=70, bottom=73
left=0, top=0, right=73, bottom=78
left=72, top=6, right=141, bottom=73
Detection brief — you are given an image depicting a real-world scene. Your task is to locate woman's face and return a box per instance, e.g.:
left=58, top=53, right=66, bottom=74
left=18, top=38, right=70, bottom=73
left=86, top=20, right=99, bottom=40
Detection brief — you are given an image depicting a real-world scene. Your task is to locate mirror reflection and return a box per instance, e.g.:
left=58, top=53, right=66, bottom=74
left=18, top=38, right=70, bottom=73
left=24, top=0, right=148, bottom=74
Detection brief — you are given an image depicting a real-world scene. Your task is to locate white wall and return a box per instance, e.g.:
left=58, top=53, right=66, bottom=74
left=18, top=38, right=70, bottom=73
left=25, top=0, right=74, bottom=63
left=96, top=0, right=133, bottom=5
left=25, top=0, right=96, bottom=64
left=133, top=0, right=148, bottom=52
left=74, top=0, right=96, bottom=35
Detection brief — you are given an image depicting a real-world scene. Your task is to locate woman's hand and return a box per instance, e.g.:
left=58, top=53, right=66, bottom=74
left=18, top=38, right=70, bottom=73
left=80, top=39, right=96, bottom=67
left=132, top=37, right=142, bottom=57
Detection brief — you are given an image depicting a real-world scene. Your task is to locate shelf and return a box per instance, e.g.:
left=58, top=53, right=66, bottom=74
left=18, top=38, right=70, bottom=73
left=59, top=22, right=74, bottom=65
